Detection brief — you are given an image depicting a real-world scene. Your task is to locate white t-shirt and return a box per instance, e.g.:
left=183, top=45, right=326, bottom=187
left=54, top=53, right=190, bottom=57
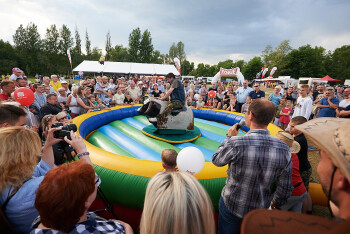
left=339, top=99, right=350, bottom=108
left=113, top=93, right=125, bottom=105
left=292, top=96, right=313, bottom=120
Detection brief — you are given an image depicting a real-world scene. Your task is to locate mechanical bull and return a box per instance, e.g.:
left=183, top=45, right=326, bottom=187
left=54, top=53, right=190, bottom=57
left=137, top=98, right=194, bottom=132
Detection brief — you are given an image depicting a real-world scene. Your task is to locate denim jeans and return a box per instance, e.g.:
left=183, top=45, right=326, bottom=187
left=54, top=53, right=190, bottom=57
left=218, top=196, right=242, bottom=234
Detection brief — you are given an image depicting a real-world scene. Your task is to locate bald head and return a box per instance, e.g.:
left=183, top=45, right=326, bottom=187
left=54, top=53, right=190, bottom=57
left=248, top=99, right=276, bottom=126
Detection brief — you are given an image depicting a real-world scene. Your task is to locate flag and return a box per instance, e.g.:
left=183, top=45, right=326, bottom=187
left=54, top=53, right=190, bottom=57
left=269, top=67, right=277, bottom=77
left=261, top=68, right=269, bottom=78
left=67, top=49, right=72, bottom=69
left=174, top=57, right=181, bottom=74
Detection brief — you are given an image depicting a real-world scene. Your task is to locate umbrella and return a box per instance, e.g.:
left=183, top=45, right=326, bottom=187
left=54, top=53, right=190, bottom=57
left=315, top=75, right=341, bottom=82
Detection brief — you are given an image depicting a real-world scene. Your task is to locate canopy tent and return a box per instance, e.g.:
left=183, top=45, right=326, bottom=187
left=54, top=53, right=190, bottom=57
left=73, top=60, right=180, bottom=76
left=316, top=75, right=341, bottom=82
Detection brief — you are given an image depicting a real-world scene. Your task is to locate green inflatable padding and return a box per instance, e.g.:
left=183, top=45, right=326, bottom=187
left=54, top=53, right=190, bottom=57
left=88, top=131, right=135, bottom=158
left=132, top=115, right=150, bottom=125
left=94, top=164, right=226, bottom=210
left=194, top=120, right=227, bottom=136
left=109, top=121, right=181, bottom=153
left=193, top=137, right=221, bottom=152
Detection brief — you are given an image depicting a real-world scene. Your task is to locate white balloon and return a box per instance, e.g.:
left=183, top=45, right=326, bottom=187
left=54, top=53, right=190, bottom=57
left=176, top=147, right=205, bottom=175
left=193, top=93, right=200, bottom=101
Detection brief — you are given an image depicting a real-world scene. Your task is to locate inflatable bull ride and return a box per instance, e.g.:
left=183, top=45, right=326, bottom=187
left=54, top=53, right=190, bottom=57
left=137, top=98, right=201, bottom=143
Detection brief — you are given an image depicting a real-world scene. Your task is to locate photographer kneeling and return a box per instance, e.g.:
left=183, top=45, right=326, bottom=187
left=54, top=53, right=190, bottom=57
left=31, top=160, right=132, bottom=233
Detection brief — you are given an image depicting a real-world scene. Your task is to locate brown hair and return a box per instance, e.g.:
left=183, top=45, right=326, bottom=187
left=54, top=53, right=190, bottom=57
left=290, top=116, right=307, bottom=125
left=247, top=99, right=276, bottom=126
left=0, top=80, right=14, bottom=88
left=300, top=84, right=309, bottom=89
left=161, top=149, right=178, bottom=169
left=35, top=161, right=95, bottom=232
left=0, top=104, right=27, bottom=126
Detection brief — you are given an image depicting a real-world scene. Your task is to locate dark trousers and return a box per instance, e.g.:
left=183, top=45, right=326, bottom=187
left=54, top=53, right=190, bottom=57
left=218, top=197, right=243, bottom=234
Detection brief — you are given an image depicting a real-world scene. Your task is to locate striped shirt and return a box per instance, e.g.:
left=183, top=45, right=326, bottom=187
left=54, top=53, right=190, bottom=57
left=212, top=129, right=293, bottom=218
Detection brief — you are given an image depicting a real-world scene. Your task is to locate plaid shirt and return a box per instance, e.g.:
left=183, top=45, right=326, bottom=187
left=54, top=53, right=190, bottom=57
left=31, top=213, right=125, bottom=234
left=212, top=129, right=293, bottom=218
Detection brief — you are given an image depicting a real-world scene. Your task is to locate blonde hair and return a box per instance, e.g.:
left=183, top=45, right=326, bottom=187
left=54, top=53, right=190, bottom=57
left=0, top=127, right=42, bottom=191
left=140, top=172, right=215, bottom=234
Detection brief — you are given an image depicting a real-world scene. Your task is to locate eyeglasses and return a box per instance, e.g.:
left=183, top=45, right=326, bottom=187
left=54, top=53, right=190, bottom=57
left=58, top=116, right=68, bottom=121
left=254, top=86, right=259, bottom=87
left=95, top=175, right=100, bottom=185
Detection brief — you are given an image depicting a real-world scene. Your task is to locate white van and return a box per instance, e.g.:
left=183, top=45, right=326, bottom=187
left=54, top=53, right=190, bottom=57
left=298, top=77, right=327, bottom=88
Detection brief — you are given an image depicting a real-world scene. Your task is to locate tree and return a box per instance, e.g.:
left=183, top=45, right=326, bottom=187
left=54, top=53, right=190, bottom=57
left=74, top=26, right=82, bottom=55
left=182, top=60, right=195, bottom=75
left=12, top=23, right=42, bottom=75
left=261, top=40, right=292, bottom=76
left=58, top=24, right=73, bottom=55
left=286, top=45, right=326, bottom=78
left=330, top=45, right=350, bottom=82
left=128, top=27, right=141, bottom=62
left=85, top=29, right=91, bottom=56
left=110, top=44, right=129, bottom=62
left=43, top=25, right=59, bottom=54
left=233, top=60, right=245, bottom=70
left=243, top=56, right=263, bottom=80
left=139, top=30, right=154, bottom=63
left=13, top=24, right=26, bottom=50
left=217, top=59, right=234, bottom=69
left=90, top=47, right=102, bottom=61
left=105, top=31, right=112, bottom=60
left=176, top=41, right=186, bottom=62
left=0, top=40, right=20, bottom=74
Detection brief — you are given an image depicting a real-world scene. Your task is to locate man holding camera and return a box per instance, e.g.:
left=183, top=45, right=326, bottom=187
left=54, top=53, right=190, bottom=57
left=212, top=99, right=293, bottom=234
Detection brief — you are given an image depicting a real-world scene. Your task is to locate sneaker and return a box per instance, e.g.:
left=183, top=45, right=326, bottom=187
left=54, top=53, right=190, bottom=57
left=148, top=117, right=157, bottom=123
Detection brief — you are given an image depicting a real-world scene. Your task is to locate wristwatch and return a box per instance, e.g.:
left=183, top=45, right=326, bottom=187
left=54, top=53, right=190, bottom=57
left=76, top=152, right=90, bottom=159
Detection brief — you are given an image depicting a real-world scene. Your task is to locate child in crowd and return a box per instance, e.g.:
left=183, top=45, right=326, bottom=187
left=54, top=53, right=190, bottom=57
left=88, top=95, right=98, bottom=108
left=205, top=98, right=214, bottom=108
left=274, top=98, right=286, bottom=126
left=96, top=97, right=110, bottom=110
left=112, top=88, right=125, bottom=105
left=226, top=97, right=239, bottom=112
left=279, top=99, right=293, bottom=130
left=161, top=149, right=178, bottom=173
left=241, top=96, right=252, bottom=114
left=273, top=131, right=307, bottom=213
left=213, top=96, right=221, bottom=109
left=124, top=92, right=134, bottom=104
left=289, top=116, right=313, bottom=214
left=196, top=96, right=205, bottom=109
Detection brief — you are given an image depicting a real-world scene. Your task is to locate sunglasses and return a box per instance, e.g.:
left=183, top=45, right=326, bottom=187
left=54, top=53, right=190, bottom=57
left=254, top=86, right=259, bottom=87
left=58, top=116, right=68, bottom=121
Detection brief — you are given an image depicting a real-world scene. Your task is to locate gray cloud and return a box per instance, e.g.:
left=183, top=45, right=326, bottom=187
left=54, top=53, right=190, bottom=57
left=1, top=0, right=349, bottom=65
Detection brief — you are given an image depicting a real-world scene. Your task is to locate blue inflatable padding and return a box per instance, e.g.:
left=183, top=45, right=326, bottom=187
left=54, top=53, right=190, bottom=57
left=224, top=115, right=237, bottom=126
left=174, top=143, right=214, bottom=162
left=213, top=111, right=228, bottom=123
left=99, top=125, right=160, bottom=161
left=198, top=128, right=226, bottom=143
left=194, top=118, right=230, bottom=130
left=122, top=117, right=147, bottom=131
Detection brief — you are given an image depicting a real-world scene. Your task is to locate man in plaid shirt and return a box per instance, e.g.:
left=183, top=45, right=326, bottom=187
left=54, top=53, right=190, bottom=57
left=213, top=99, right=293, bottom=234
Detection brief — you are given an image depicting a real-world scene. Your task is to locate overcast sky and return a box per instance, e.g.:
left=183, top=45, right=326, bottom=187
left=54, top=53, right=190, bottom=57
left=1, top=0, right=349, bottom=65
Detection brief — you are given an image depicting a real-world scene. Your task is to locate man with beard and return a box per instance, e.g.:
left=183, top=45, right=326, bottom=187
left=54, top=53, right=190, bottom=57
left=0, top=80, right=15, bottom=101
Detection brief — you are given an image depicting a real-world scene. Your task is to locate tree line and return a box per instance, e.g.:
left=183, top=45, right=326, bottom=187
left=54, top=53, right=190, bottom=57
left=0, top=23, right=349, bottom=82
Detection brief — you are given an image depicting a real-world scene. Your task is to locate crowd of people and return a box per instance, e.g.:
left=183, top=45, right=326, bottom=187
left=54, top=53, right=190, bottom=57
left=0, top=67, right=350, bottom=233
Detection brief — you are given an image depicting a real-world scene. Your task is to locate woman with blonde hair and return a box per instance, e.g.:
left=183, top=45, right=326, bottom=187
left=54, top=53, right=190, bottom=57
left=140, top=172, right=215, bottom=234
left=0, top=126, right=89, bottom=233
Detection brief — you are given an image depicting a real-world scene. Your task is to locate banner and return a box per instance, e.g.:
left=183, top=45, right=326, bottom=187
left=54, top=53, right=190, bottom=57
left=67, top=49, right=72, bottom=69
left=261, top=68, right=269, bottom=78
left=220, top=67, right=238, bottom=77
left=174, top=57, right=181, bottom=74
left=269, top=67, right=277, bottom=77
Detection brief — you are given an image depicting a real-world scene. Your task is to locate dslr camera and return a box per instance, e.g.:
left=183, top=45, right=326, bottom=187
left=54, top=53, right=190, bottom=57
left=51, top=123, right=77, bottom=139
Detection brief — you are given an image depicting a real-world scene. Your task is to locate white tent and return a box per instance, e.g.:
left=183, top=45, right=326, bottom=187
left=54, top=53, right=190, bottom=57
left=73, top=60, right=180, bottom=76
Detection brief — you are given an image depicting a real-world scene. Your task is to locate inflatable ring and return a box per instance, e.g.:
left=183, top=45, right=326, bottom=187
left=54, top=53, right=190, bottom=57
left=74, top=105, right=327, bottom=211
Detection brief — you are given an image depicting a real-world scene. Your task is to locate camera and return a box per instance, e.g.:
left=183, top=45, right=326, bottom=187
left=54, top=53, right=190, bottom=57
left=51, top=123, right=77, bottom=139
